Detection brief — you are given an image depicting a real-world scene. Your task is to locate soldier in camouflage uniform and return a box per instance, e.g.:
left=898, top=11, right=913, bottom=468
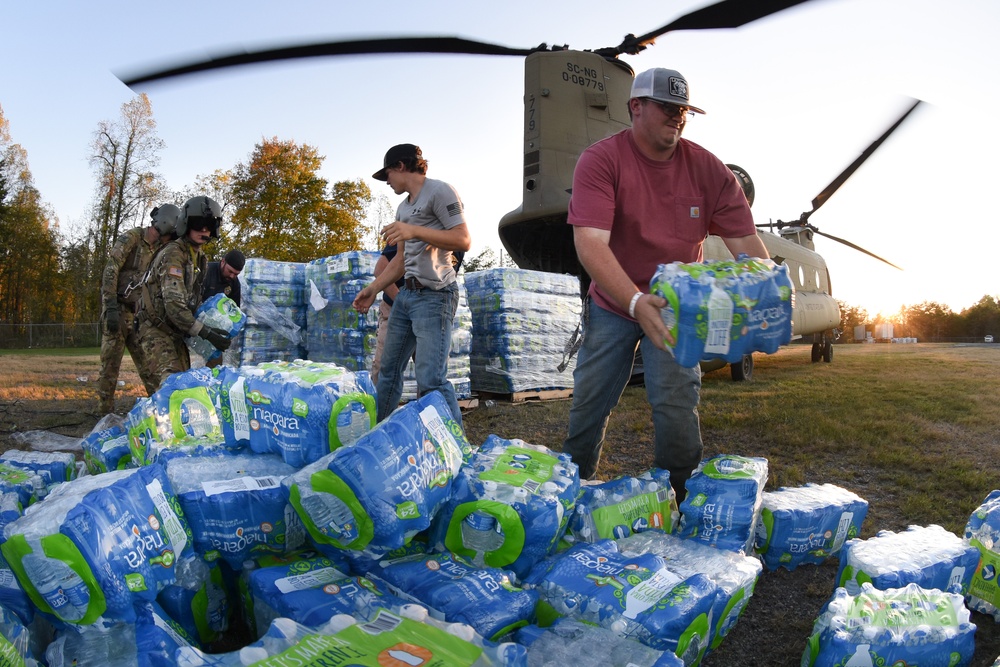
left=137, top=196, right=232, bottom=391
left=96, top=205, right=180, bottom=413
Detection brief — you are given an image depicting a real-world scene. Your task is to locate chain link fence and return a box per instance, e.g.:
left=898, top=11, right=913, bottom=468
left=0, top=323, right=101, bottom=349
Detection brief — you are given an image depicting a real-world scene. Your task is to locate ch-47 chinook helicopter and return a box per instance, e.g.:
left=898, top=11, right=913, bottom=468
left=121, top=0, right=910, bottom=381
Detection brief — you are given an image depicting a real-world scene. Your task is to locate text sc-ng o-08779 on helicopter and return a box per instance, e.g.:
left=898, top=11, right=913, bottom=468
left=119, top=0, right=913, bottom=382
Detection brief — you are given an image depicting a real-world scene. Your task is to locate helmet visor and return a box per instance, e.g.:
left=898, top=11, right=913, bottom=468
left=186, top=216, right=220, bottom=238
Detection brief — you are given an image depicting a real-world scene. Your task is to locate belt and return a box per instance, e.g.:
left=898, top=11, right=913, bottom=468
left=405, top=277, right=425, bottom=290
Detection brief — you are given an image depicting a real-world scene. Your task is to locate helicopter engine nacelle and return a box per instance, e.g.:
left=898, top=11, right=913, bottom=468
left=498, top=50, right=635, bottom=275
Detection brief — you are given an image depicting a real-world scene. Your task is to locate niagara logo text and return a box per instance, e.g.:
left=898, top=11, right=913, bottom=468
left=125, top=525, right=166, bottom=569
left=252, top=407, right=300, bottom=431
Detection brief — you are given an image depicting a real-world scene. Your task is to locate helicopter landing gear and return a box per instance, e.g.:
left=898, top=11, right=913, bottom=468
left=730, top=354, right=754, bottom=381
left=811, top=334, right=834, bottom=363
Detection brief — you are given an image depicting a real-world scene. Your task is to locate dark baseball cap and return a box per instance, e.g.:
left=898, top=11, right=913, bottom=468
left=223, top=249, right=246, bottom=271
left=373, top=143, right=421, bottom=181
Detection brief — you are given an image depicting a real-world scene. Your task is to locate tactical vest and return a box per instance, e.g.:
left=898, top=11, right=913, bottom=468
left=116, top=228, right=154, bottom=306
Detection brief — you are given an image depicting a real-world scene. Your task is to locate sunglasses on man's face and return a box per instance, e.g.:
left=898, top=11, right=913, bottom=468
left=644, top=99, right=695, bottom=120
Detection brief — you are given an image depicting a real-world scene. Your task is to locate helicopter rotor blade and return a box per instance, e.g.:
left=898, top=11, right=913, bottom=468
left=605, top=0, right=816, bottom=56
left=811, top=228, right=903, bottom=271
left=120, top=36, right=538, bottom=87
left=801, top=99, right=922, bottom=223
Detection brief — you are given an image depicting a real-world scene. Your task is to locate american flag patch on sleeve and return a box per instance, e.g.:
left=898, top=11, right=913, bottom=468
left=168, top=266, right=183, bottom=278
left=446, top=201, right=463, bottom=217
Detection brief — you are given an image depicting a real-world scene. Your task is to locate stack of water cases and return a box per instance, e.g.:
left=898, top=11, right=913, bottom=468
left=650, top=256, right=794, bottom=368
left=401, top=274, right=473, bottom=401
left=233, top=259, right=308, bottom=366
left=465, top=268, right=581, bottom=393
left=835, top=524, right=980, bottom=596
left=678, top=454, right=769, bottom=554
left=755, top=483, right=868, bottom=571
left=305, top=251, right=380, bottom=370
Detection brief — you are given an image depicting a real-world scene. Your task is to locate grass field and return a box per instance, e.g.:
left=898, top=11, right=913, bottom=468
left=1, top=343, right=999, bottom=664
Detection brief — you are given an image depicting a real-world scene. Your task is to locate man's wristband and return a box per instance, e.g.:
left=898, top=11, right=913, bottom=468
left=628, top=292, right=643, bottom=319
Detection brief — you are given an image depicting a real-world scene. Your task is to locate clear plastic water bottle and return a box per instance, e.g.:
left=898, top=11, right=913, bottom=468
left=179, top=398, right=214, bottom=438
left=22, top=552, right=89, bottom=622
left=297, top=487, right=357, bottom=543
left=461, top=511, right=505, bottom=567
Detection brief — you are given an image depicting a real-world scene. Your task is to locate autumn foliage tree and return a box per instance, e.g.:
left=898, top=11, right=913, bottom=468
left=0, top=106, right=65, bottom=324
left=228, top=138, right=371, bottom=262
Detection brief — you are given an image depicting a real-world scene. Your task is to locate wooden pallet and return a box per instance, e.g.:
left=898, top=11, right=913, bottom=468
left=458, top=398, right=480, bottom=411
left=477, top=388, right=574, bottom=403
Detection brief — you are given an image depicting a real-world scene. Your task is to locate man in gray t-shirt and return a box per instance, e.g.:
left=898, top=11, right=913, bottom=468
left=353, top=144, right=471, bottom=426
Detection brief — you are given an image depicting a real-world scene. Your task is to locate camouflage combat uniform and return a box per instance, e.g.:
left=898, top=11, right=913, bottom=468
left=97, top=226, right=164, bottom=411
left=136, top=236, right=208, bottom=392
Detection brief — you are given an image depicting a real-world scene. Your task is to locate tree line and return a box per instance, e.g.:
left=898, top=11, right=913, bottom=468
left=1, top=96, right=996, bottom=341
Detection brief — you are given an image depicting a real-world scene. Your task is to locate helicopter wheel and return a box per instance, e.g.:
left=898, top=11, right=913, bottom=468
left=823, top=338, right=834, bottom=363
left=811, top=342, right=822, bottom=363
left=730, top=354, right=753, bottom=382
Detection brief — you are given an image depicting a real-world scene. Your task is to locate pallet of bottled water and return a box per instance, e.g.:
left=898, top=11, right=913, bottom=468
left=430, top=435, right=579, bottom=581
left=677, top=454, right=768, bottom=554
left=618, top=530, right=763, bottom=655
left=235, top=258, right=308, bottom=367
left=650, top=256, right=793, bottom=368
left=465, top=268, right=581, bottom=393
left=305, top=251, right=380, bottom=369
left=755, top=482, right=868, bottom=571
left=801, top=582, right=975, bottom=667
left=836, top=524, right=980, bottom=596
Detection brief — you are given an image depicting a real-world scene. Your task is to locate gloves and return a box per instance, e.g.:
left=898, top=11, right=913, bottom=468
left=199, top=326, right=232, bottom=351
left=105, top=307, right=120, bottom=335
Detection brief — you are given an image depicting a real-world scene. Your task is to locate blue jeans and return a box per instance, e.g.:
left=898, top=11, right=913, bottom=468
left=563, top=299, right=703, bottom=489
left=375, top=282, right=462, bottom=427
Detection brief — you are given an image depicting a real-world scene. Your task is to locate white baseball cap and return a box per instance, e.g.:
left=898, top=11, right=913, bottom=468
left=630, top=68, right=706, bottom=115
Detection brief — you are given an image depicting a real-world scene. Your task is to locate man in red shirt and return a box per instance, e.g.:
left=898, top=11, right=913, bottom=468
left=562, top=68, right=769, bottom=500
